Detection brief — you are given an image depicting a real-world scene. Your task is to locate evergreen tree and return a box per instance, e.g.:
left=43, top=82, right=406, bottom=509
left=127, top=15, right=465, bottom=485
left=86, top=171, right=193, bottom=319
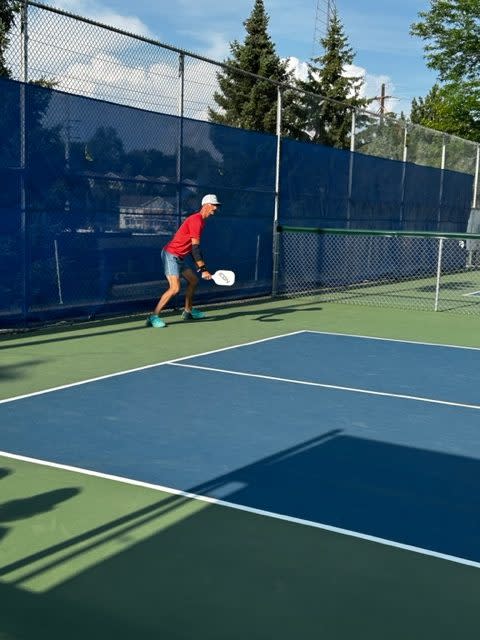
left=208, top=0, right=294, bottom=135
left=295, top=10, right=369, bottom=149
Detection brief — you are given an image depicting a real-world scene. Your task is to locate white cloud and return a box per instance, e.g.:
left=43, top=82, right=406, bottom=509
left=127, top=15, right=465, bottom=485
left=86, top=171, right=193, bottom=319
left=50, top=0, right=154, bottom=37
left=286, top=57, right=399, bottom=114
left=285, top=57, right=309, bottom=82
left=203, top=34, right=231, bottom=62
left=179, top=31, right=230, bottom=62
left=345, top=64, right=397, bottom=113
left=49, top=52, right=222, bottom=123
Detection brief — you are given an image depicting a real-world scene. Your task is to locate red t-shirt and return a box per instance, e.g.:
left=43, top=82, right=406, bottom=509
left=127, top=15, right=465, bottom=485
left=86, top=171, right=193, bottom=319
left=164, top=212, right=206, bottom=258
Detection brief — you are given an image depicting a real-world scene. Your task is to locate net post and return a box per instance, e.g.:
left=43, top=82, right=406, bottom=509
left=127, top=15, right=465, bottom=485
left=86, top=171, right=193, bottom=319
left=272, top=86, right=282, bottom=297
left=434, top=237, right=444, bottom=312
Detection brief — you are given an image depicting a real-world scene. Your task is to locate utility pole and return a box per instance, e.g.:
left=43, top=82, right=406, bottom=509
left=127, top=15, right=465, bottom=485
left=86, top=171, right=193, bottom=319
left=374, top=83, right=393, bottom=116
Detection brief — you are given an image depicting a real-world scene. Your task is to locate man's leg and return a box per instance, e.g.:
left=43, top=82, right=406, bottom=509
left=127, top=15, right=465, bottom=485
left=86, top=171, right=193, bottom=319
left=153, top=275, right=181, bottom=315
left=182, top=268, right=198, bottom=313
left=147, top=251, right=183, bottom=327
left=147, top=276, right=180, bottom=327
left=181, top=269, right=206, bottom=320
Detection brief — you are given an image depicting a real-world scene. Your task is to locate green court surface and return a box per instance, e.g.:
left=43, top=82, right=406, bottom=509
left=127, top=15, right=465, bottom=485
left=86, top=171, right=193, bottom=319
left=1, top=299, right=480, bottom=639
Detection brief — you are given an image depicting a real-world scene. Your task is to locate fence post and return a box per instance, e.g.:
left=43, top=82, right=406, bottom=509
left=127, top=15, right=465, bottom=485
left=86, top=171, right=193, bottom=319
left=473, top=144, right=480, bottom=209
left=20, top=0, right=29, bottom=323
left=271, top=86, right=282, bottom=297
left=346, top=108, right=356, bottom=229
left=176, top=52, right=185, bottom=226
left=434, top=237, right=444, bottom=311
left=399, top=122, right=408, bottom=226
left=437, top=134, right=446, bottom=229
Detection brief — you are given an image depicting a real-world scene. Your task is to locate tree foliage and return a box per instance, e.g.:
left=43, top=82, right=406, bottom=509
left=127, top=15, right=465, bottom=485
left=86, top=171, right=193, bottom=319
left=295, top=10, right=369, bottom=149
left=411, top=82, right=480, bottom=143
left=0, top=0, right=21, bottom=78
left=410, top=0, right=480, bottom=83
left=410, top=1, right=480, bottom=145
left=355, top=112, right=407, bottom=162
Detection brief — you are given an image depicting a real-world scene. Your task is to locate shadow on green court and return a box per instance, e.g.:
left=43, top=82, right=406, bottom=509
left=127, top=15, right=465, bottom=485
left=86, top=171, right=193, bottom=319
left=0, top=488, right=81, bottom=525
left=0, top=360, right=50, bottom=380
left=1, top=430, right=480, bottom=639
left=1, top=488, right=479, bottom=640
left=0, top=486, right=80, bottom=557
left=417, top=281, right=479, bottom=292
left=0, top=467, right=12, bottom=481
left=0, top=299, right=323, bottom=350
left=0, top=316, right=149, bottom=350
left=198, top=301, right=323, bottom=323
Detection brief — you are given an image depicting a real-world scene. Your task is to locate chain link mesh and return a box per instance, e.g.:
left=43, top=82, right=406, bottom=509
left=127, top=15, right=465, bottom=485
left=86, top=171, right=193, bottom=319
left=3, top=3, right=480, bottom=325
left=278, top=230, right=480, bottom=315
left=4, top=1, right=478, bottom=181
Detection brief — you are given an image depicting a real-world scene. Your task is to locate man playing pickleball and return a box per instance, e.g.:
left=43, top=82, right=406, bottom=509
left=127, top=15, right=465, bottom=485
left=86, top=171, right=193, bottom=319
left=146, top=194, right=221, bottom=328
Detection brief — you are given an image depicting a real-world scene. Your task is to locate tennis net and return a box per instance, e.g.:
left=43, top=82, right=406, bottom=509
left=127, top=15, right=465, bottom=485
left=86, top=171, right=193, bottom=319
left=276, top=226, right=480, bottom=315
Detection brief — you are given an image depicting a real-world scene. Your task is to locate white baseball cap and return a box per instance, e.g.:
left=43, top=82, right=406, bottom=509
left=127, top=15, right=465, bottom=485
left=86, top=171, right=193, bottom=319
left=201, top=194, right=221, bottom=206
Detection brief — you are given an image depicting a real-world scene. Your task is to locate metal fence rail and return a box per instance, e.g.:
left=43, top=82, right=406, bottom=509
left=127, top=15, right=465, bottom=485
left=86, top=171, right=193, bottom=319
left=277, top=226, right=480, bottom=315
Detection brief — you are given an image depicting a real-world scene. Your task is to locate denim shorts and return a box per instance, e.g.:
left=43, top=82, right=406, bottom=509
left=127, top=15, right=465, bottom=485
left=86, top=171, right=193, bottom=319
left=162, top=249, right=192, bottom=277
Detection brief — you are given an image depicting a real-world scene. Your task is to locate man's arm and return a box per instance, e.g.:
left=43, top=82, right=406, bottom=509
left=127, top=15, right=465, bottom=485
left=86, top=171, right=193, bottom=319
left=191, top=239, right=212, bottom=279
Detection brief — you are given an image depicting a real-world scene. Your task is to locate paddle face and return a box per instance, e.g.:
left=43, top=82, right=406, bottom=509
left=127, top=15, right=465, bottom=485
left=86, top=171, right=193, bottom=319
left=211, top=270, right=235, bottom=286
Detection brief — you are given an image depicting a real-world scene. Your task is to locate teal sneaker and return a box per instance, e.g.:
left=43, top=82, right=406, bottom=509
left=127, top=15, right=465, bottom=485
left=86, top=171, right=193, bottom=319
left=146, top=314, right=166, bottom=328
left=182, top=308, right=205, bottom=321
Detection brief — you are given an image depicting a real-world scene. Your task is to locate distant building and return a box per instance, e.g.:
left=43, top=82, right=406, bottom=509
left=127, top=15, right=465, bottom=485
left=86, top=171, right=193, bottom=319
left=119, top=195, right=176, bottom=234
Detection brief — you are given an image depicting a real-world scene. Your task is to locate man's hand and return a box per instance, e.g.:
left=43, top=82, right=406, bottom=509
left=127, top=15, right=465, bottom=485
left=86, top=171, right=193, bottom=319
left=201, top=271, right=212, bottom=280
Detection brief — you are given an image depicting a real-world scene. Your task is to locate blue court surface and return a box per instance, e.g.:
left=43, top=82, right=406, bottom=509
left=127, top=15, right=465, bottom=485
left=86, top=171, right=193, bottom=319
left=1, top=330, right=480, bottom=566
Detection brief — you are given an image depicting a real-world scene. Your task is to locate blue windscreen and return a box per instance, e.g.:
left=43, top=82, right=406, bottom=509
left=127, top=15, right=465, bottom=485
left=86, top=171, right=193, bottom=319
left=0, top=77, right=474, bottom=325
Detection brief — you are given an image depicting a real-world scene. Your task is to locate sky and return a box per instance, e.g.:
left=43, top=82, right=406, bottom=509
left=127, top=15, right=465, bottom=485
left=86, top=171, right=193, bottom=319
left=42, top=0, right=439, bottom=116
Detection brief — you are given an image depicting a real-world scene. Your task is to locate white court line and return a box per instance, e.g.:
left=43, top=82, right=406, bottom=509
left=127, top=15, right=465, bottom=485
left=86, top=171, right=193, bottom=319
left=1, top=449, right=478, bottom=570
left=0, top=330, right=305, bottom=406
left=170, top=362, right=480, bottom=411
left=305, top=330, right=480, bottom=351
left=462, top=290, right=480, bottom=297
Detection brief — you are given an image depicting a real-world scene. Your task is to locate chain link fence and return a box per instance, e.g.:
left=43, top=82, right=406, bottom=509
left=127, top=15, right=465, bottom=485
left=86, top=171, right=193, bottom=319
left=4, top=1, right=479, bottom=207
left=277, top=227, right=480, bottom=315
left=3, top=2, right=480, bottom=326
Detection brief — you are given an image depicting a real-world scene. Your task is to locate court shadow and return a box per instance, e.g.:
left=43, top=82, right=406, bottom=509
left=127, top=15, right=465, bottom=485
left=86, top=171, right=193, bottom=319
left=0, top=467, right=13, bottom=481
left=200, top=299, right=324, bottom=323
left=0, top=320, right=150, bottom=351
left=190, top=429, right=480, bottom=564
left=0, top=487, right=81, bottom=523
left=0, top=359, right=49, bottom=380
left=2, top=431, right=480, bottom=639
left=416, top=281, right=479, bottom=292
